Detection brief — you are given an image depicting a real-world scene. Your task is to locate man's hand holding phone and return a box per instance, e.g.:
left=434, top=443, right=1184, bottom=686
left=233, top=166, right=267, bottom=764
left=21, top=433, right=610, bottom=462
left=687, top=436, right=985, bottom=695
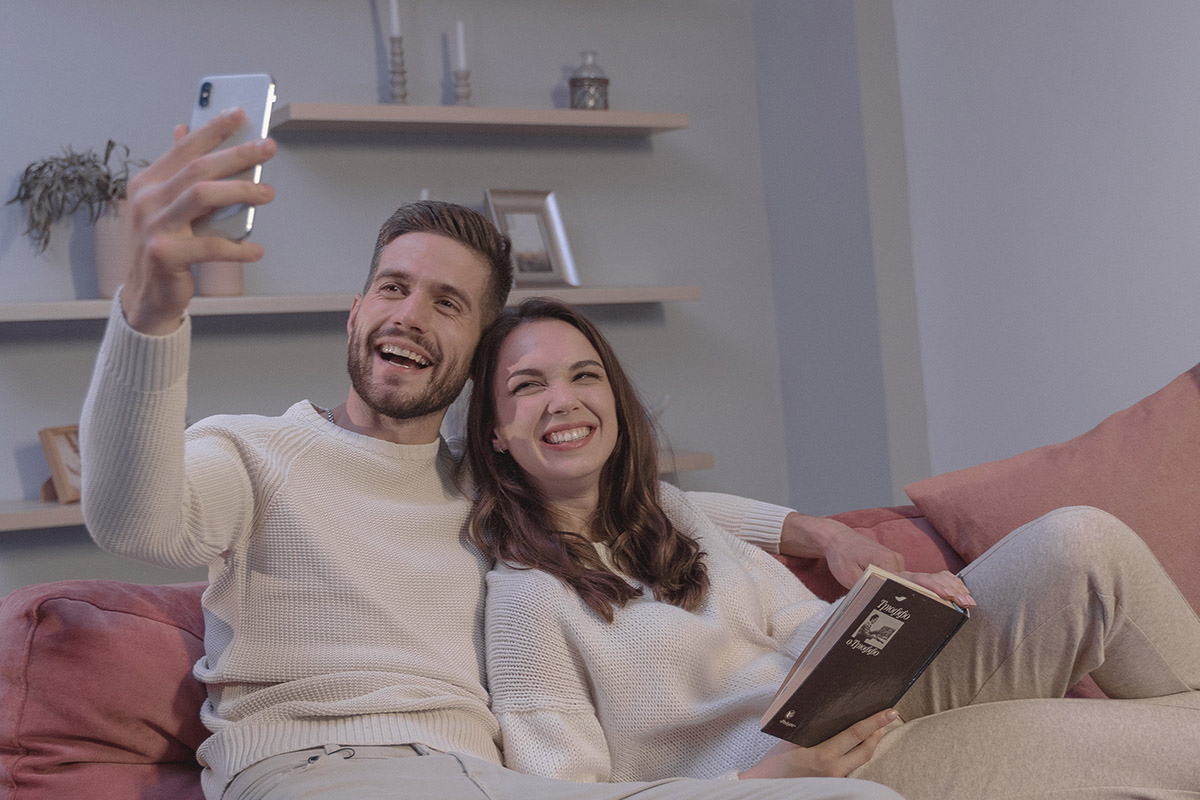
left=189, top=74, right=276, bottom=241
left=120, top=107, right=276, bottom=336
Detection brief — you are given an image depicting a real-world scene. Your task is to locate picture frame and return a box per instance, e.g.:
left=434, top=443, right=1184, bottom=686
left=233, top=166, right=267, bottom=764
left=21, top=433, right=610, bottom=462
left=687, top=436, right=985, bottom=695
left=484, top=189, right=579, bottom=287
left=39, top=425, right=82, bottom=504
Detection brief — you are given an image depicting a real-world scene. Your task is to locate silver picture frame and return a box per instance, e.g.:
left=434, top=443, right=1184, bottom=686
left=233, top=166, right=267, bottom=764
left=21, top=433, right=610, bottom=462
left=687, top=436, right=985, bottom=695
left=484, top=189, right=579, bottom=286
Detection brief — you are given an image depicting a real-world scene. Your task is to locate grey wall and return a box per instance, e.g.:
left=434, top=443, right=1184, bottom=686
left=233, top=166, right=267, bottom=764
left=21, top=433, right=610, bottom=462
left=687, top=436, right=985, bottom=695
left=756, top=0, right=1200, bottom=509
left=0, top=1, right=793, bottom=592
left=8, top=0, right=1198, bottom=593
left=890, top=1, right=1200, bottom=474
left=752, top=0, right=899, bottom=515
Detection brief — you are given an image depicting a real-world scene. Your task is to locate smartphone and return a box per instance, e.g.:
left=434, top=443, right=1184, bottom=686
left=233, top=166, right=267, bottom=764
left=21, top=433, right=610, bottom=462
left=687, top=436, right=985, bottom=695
left=189, top=73, right=276, bottom=241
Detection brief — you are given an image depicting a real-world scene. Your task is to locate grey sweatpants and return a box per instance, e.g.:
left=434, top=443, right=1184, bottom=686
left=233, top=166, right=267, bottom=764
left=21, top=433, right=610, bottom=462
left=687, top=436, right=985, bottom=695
left=852, top=505, right=1200, bottom=797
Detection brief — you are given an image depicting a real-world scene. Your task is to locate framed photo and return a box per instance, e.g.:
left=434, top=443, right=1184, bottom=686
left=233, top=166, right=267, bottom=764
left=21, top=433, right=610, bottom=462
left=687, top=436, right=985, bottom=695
left=484, top=189, right=579, bottom=287
left=39, top=425, right=82, bottom=504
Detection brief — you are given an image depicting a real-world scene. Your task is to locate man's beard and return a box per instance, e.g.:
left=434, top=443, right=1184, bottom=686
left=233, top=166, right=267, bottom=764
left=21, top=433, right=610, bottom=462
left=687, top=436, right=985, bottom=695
left=346, top=326, right=471, bottom=421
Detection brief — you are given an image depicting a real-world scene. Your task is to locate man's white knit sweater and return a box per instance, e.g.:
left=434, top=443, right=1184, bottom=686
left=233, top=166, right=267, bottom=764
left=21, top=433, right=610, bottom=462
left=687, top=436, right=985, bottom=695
left=78, top=298, right=795, bottom=799
left=485, top=483, right=832, bottom=784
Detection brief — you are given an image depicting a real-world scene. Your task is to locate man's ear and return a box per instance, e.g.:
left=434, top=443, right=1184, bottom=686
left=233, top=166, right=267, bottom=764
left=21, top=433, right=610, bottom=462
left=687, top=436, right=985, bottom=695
left=347, top=294, right=363, bottom=338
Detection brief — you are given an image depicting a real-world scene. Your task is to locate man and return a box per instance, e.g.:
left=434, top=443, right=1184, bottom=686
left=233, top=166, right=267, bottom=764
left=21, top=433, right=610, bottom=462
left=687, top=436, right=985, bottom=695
left=80, top=108, right=903, bottom=800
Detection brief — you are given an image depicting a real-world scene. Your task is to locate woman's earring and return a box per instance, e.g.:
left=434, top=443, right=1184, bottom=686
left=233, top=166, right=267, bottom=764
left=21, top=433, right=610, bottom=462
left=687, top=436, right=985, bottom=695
left=492, top=437, right=507, bottom=454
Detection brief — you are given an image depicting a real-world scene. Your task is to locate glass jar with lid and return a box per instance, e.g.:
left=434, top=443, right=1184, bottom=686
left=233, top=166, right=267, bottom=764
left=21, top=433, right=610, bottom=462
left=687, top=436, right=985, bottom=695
left=569, top=50, right=609, bottom=110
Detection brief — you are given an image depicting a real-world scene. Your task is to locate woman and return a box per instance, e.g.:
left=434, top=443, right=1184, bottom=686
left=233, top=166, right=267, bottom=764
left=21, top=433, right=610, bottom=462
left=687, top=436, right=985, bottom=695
left=466, top=298, right=1200, bottom=797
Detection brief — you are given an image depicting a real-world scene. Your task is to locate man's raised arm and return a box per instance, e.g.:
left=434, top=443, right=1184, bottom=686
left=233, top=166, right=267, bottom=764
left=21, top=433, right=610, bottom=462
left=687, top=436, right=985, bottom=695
left=79, top=110, right=275, bottom=567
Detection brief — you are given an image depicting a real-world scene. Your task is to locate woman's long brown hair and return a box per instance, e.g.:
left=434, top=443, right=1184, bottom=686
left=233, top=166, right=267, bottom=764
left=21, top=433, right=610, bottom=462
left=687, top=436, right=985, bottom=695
left=465, top=297, right=708, bottom=622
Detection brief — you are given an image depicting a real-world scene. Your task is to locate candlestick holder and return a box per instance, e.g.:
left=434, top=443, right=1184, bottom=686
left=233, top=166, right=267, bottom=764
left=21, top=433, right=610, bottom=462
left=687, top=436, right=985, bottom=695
left=389, top=36, right=408, bottom=104
left=452, top=69, right=472, bottom=106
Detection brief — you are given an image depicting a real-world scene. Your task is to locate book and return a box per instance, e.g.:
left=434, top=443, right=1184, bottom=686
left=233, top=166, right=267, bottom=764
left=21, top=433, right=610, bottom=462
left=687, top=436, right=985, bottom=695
left=760, top=564, right=969, bottom=747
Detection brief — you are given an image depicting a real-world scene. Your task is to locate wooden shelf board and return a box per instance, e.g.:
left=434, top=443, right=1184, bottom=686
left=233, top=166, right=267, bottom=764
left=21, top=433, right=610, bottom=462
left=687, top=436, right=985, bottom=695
left=661, top=450, right=715, bottom=474
left=0, top=499, right=84, bottom=532
left=508, top=285, right=701, bottom=305
left=0, top=285, right=701, bottom=323
left=270, top=103, right=689, bottom=137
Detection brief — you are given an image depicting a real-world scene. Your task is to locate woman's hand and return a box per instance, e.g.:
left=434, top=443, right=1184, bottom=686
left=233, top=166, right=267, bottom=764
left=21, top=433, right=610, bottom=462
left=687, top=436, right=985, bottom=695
left=738, top=709, right=897, bottom=779
left=778, top=514, right=976, bottom=609
left=780, top=513, right=906, bottom=590
left=898, top=570, right=975, bottom=609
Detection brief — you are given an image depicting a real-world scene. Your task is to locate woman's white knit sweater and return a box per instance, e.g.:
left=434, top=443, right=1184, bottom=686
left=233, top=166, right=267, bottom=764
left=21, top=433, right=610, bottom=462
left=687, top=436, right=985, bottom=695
left=485, top=483, right=832, bottom=783
left=78, top=297, right=796, bottom=798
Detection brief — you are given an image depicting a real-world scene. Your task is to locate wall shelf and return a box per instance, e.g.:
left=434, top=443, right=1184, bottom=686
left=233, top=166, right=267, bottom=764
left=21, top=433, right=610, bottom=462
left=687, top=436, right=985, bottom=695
left=0, top=285, right=702, bottom=324
left=2, top=283, right=708, bottom=533
left=269, top=103, right=689, bottom=137
left=0, top=500, right=84, bottom=532
left=4, top=103, right=699, bottom=537
left=2, top=449, right=714, bottom=533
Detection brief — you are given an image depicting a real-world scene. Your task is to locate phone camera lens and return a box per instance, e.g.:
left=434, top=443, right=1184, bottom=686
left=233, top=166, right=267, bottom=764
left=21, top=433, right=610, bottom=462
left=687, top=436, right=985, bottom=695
left=199, top=81, right=212, bottom=108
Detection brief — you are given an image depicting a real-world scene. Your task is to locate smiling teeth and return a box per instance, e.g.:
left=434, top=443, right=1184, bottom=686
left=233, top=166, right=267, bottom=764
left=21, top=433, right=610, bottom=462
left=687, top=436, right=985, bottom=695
left=380, top=343, right=430, bottom=366
left=545, top=427, right=592, bottom=444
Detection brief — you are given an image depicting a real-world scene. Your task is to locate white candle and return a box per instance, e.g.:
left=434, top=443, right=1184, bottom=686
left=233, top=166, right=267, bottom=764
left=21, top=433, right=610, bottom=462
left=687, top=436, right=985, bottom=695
left=455, top=20, right=467, bottom=70
left=389, top=0, right=401, bottom=38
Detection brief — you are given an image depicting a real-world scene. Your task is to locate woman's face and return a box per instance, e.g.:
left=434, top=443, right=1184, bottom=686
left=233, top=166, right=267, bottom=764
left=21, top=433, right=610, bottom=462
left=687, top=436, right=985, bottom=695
left=490, top=319, right=619, bottom=506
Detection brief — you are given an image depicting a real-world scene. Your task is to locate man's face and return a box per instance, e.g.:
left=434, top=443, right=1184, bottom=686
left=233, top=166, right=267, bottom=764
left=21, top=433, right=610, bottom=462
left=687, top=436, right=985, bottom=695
left=346, top=232, right=491, bottom=425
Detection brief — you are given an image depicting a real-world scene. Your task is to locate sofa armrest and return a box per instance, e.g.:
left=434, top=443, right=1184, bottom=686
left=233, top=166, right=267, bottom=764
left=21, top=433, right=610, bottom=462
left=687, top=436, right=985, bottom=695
left=0, top=580, right=208, bottom=800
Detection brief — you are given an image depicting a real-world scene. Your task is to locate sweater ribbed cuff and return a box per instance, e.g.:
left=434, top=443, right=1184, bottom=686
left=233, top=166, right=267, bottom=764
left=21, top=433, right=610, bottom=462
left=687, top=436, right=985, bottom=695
left=101, top=289, right=191, bottom=393
left=686, top=491, right=793, bottom=554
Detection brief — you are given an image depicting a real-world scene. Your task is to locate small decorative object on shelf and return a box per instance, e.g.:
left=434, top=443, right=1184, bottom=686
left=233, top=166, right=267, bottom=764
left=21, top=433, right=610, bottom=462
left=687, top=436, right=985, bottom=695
left=194, top=261, right=244, bottom=297
left=453, top=69, right=472, bottom=106
left=38, top=425, right=82, bottom=504
left=570, top=50, right=609, bottom=110
left=484, top=189, right=579, bottom=287
left=452, top=20, right=471, bottom=105
left=8, top=140, right=144, bottom=253
left=9, top=140, right=147, bottom=299
left=389, top=36, right=408, bottom=103
left=386, top=2, right=407, bottom=103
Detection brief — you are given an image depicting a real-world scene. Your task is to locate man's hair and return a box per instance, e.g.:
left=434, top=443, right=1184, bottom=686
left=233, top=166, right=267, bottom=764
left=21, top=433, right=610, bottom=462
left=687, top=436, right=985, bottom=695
left=365, top=200, right=514, bottom=325
left=465, top=297, right=709, bottom=622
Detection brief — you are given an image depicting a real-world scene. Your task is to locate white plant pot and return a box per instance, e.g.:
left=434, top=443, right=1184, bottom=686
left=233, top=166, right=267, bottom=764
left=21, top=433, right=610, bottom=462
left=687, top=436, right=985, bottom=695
left=93, top=200, right=134, bottom=299
left=194, top=261, right=244, bottom=297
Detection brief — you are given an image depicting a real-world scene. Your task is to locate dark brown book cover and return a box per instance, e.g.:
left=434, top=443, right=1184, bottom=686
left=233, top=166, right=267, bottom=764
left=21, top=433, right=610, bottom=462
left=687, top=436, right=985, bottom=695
left=760, top=565, right=968, bottom=747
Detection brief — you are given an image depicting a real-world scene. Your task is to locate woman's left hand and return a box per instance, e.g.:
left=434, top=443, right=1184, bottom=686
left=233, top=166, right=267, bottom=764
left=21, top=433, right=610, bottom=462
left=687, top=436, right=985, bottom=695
left=898, top=570, right=975, bottom=609
left=780, top=514, right=906, bottom=589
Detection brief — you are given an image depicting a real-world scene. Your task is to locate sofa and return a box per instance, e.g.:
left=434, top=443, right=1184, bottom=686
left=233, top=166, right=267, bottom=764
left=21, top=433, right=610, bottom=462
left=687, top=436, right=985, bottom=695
left=2, top=361, right=1198, bottom=800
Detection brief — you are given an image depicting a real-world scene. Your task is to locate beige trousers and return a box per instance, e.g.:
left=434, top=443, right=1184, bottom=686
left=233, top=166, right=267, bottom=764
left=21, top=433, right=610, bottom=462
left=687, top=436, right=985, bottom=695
left=222, top=744, right=901, bottom=800
left=853, top=506, right=1200, bottom=798
left=222, top=507, right=1199, bottom=800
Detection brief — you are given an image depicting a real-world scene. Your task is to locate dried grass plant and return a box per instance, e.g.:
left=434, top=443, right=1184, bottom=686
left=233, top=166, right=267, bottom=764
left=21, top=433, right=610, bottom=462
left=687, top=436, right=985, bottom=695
left=7, top=140, right=145, bottom=252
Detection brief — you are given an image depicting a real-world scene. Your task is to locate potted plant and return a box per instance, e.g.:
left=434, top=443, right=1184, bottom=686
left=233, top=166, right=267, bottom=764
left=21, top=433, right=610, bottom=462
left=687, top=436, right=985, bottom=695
left=7, top=140, right=145, bottom=297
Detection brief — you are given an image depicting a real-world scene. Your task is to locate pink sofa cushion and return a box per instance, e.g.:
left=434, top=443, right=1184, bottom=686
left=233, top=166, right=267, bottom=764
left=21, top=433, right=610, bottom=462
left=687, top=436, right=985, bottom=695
left=904, top=362, right=1200, bottom=613
left=782, top=505, right=966, bottom=602
left=0, top=580, right=208, bottom=800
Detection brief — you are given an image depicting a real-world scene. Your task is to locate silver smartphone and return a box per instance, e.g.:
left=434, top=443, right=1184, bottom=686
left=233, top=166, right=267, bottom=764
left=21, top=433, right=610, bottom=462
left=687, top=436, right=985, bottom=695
left=189, top=73, right=276, bottom=241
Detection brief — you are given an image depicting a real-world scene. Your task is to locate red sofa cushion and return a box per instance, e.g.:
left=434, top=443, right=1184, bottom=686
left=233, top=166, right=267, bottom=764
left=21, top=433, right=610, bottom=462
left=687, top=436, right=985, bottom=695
left=781, top=505, right=966, bottom=603
left=904, top=362, right=1200, bottom=613
left=0, top=580, right=208, bottom=800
